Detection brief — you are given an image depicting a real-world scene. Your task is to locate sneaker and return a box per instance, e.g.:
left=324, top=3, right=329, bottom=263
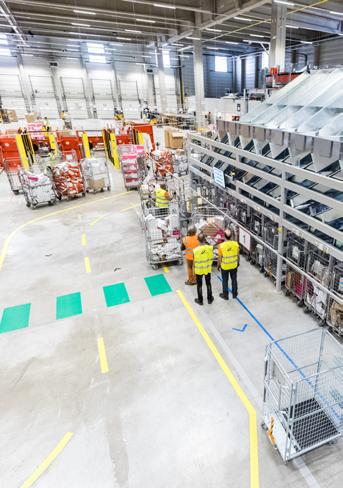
left=219, top=293, right=229, bottom=300
left=185, top=280, right=192, bottom=285
left=208, top=297, right=214, bottom=305
left=194, top=298, right=203, bottom=306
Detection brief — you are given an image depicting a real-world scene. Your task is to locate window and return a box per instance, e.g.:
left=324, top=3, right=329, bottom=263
left=0, top=34, right=8, bottom=46
left=87, top=43, right=105, bottom=54
left=215, top=56, right=227, bottom=72
left=88, top=55, right=106, bottom=63
left=0, top=48, right=11, bottom=56
left=163, top=50, right=170, bottom=68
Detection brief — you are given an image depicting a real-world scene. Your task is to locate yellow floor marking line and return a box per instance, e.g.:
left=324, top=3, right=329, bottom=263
left=163, top=266, right=169, bottom=273
left=177, top=290, right=260, bottom=488
left=20, top=432, right=74, bottom=488
left=97, top=337, right=109, bottom=374
left=0, top=190, right=131, bottom=271
left=84, top=256, right=92, bottom=273
left=90, top=214, right=108, bottom=227
left=120, top=203, right=139, bottom=212
left=81, top=233, right=87, bottom=247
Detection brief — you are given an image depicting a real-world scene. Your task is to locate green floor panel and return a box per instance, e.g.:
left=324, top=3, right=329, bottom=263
left=56, top=292, right=82, bottom=320
left=103, top=283, right=130, bottom=307
left=144, top=273, right=172, bottom=297
left=0, top=303, right=31, bottom=333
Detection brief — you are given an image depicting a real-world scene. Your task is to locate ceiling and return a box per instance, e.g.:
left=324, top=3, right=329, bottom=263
left=0, top=0, right=343, bottom=62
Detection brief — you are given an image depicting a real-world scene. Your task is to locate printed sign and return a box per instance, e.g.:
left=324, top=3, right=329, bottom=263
left=239, top=226, right=251, bottom=251
left=213, top=167, right=225, bottom=188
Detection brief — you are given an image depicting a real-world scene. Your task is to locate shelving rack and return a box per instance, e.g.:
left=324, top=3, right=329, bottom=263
left=187, top=68, right=343, bottom=332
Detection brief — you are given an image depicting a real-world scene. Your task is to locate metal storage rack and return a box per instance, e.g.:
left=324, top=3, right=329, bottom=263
left=187, top=67, right=343, bottom=330
left=263, top=328, right=343, bottom=462
left=285, top=232, right=307, bottom=304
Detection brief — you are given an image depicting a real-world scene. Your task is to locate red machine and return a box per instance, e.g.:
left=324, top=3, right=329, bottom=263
left=0, top=135, right=21, bottom=170
left=56, top=131, right=82, bottom=161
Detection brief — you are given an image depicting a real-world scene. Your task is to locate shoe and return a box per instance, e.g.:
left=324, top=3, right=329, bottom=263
left=219, top=293, right=229, bottom=300
left=185, top=280, right=192, bottom=285
left=232, top=294, right=238, bottom=299
left=208, top=297, right=214, bottom=305
left=194, top=298, right=203, bottom=306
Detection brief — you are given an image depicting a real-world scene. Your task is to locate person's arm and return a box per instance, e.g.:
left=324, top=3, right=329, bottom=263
left=217, top=246, right=222, bottom=270
left=165, top=190, right=171, bottom=201
left=181, top=237, right=186, bottom=251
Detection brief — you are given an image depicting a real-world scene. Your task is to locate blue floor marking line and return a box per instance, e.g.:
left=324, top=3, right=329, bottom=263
left=215, top=273, right=340, bottom=422
left=232, top=323, right=249, bottom=333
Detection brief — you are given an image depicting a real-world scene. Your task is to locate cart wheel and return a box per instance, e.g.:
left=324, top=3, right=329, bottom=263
left=260, top=267, right=265, bottom=273
left=261, top=422, right=268, bottom=431
left=58, top=195, right=62, bottom=201
left=151, top=264, right=159, bottom=270
left=26, top=202, right=31, bottom=208
left=178, top=259, right=183, bottom=266
left=285, top=290, right=290, bottom=297
left=100, top=188, right=104, bottom=192
left=82, top=192, right=86, bottom=197
left=320, top=319, right=326, bottom=327
left=303, top=306, right=310, bottom=314
left=107, top=186, right=111, bottom=191
left=13, top=190, right=19, bottom=195
left=297, top=299, right=303, bottom=307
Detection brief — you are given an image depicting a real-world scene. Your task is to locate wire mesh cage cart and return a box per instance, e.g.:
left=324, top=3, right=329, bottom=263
left=262, top=328, right=343, bottom=463
left=4, top=158, right=22, bottom=194
left=326, top=263, right=343, bottom=337
left=18, top=169, right=56, bottom=208
left=236, top=201, right=249, bottom=226
left=81, top=157, right=111, bottom=193
left=285, top=233, right=307, bottom=304
left=304, top=249, right=330, bottom=322
left=143, top=203, right=183, bottom=270
left=263, top=218, right=281, bottom=281
left=191, top=206, right=227, bottom=261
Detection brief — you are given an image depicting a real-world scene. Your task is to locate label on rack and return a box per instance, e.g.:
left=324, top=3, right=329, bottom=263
left=213, top=167, right=225, bottom=189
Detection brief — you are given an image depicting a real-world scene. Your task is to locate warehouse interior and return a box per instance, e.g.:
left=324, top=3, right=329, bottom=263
left=0, top=1, right=342, bottom=487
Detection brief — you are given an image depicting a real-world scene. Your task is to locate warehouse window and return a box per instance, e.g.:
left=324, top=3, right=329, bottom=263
left=0, top=34, right=8, bottom=46
left=0, top=48, right=11, bottom=56
left=215, top=56, right=227, bottom=72
left=163, top=50, right=170, bottom=68
left=87, top=43, right=105, bottom=55
left=88, top=55, right=106, bottom=63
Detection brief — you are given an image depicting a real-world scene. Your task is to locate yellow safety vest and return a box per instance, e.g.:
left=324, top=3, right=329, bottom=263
left=193, top=245, right=213, bottom=275
left=155, top=188, right=169, bottom=208
left=219, top=240, right=239, bottom=270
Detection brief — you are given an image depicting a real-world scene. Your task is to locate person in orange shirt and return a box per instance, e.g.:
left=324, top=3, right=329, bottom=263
left=182, top=226, right=199, bottom=285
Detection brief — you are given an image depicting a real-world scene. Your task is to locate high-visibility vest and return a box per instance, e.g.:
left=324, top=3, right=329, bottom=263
left=219, top=240, right=239, bottom=270
left=155, top=188, right=169, bottom=208
left=183, top=235, right=199, bottom=261
left=193, top=245, right=213, bottom=275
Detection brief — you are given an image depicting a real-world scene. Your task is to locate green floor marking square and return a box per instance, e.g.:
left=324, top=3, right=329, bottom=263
left=144, top=273, right=172, bottom=297
left=56, top=292, right=82, bottom=320
left=0, top=303, right=31, bottom=333
left=103, top=283, right=130, bottom=307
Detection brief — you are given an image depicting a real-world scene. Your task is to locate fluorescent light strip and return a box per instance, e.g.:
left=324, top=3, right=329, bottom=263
left=71, top=23, right=90, bottom=27
left=275, top=1, right=294, bottom=5
left=153, top=3, right=176, bottom=9
left=73, top=9, right=95, bottom=15
left=185, top=37, right=201, bottom=40
left=125, top=29, right=142, bottom=33
left=206, top=28, right=222, bottom=33
left=330, top=11, right=343, bottom=15
left=225, top=41, right=239, bottom=45
left=250, top=34, right=265, bottom=38
left=287, top=25, right=299, bottom=29
left=117, top=37, right=132, bottom=40
left=171, top=43, right=183, bottom=47
left=206, top=46, right=219, bottom=50
left=300, top=40, right=312, bottom=44
left=136, top=18, right=156, bottom=23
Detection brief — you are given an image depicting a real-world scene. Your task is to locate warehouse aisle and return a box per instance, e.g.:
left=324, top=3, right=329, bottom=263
left=0, top=169, right=342, bottom=488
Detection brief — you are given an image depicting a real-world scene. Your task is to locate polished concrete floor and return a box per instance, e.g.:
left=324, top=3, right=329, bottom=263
left=0, top=166, right=342, bottom=488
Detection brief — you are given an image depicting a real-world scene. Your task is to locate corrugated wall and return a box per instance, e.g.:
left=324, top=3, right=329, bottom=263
left=203, top=54, right=233, bottom=97
left=319, top=39, right=343, bottom=66
left=181, top=56, right=195, bottom=97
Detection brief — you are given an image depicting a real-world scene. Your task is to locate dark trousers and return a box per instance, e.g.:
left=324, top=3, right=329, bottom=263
left=196, top=273, right=213, bottom=303
left=221, top=268, right=238, bottom=298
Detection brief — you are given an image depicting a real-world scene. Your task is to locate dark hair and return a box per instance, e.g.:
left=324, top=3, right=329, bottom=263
left=160, top=183, right=166, bottom=190
left=224, top=228, right=232, bottom=240
left=187, top=226, right=196, bottom=236
left=198, top=232, right=206, bottom=244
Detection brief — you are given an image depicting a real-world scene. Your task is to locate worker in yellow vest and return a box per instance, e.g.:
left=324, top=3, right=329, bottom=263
left=193, top=232, right=214, bottom=305
left=182, top=226, right=199, bottom=285
left=218, top=228, right=240, bottom=300
left=155, top=183, right=170, bottom=209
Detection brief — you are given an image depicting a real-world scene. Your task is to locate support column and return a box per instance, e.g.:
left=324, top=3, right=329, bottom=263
left=157, top=48, right=168, bottom=114
left=269, top=3, right=287, bottom=71
left=193, top=37, right=205, bottom=128
left=314, top=44, right=321, bottom=67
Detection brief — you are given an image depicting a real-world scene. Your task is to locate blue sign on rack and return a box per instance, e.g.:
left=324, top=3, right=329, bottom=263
left=213, top=167, right=225, bottom=188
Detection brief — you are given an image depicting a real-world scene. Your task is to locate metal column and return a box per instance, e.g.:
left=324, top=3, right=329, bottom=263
left=157, top=46, right=168, bottom=114
left=269, top=3, right=287, bottom=71
left=193, top=36, right=205, bottom=128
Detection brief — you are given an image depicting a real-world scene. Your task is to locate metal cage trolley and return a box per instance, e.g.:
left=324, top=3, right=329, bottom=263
left=326, top=262, right=343, bottom=337
left=285, top=232, right=307, bottom=305
left=191, top=206, right=227, bottom=262
left=262, top=328, right=343, bottom=462
left=4, top=158, right=22, bottom=194
left=81, top=157, right=111, bottom=193
left=304, top=248, right=330, bottom=323
left=18, top=169, right=56, bottom=208
left=143, top=203, right=183, bottom=270
left=263, top=218, right=280, bottom=281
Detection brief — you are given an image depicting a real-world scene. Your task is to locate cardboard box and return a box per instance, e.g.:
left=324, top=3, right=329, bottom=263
left=164, top=126, right=184, bottom=149
left=25, top=113, right=39, bottom=123
left=89, top=178, right=105, bottom=191
left=7, top=109, right=18, bottom=122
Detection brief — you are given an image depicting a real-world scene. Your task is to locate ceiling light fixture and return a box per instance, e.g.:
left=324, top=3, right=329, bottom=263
left=117, top=37, right=132, bottom=40
left=171, top=43, right=183, bottom=47
left=243, top=40, right=252, bottom=43
left=225, top=41, right=239, bottom=45
left=136, top=18, right=156, bottom=23
left=300, top=40, right=313, bottom=44
left=73, top=9, right=95, bottom=15
left=71, top=22, right=90, bottom=27
left=206, top=47, right=219, bottom=50
left=125, top=29, right=142, bottom=33
left=250, top=34, right=265, bottom=38
left=329, top=11, right=343, bottom=15
left=275, top=1, right=294, bottom=5
left=234, top=16, right=253, bottom=22
left=206, top=28, right=222, bottom=32
left=286, top=25, right=299, bottom=29
left=185, top=36, right=201, bottom=40
left=153, top=3, right=176, bottom=9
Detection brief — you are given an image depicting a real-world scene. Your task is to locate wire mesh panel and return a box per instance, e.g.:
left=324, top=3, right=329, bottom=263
left=143, top=203, right=182, bottom=269
left=285, top=233, right=307, bottom=302
left=191, top=206, right=227, bottom=261
left=264, top=217, right=279, bottom=248
left=263, top=328, right=343, bottom=462
left=264, top=247, right=278, bottom=280
left=304, top=249, right=330, bottom=320
left=4, top=159, right=22, bottom=194
left=250, top=209, right=263, bottom=237
left=250, top=238, right=265, bottom=269
left=327, top=263, right=343, bottom=336
left=236, top=202, right=249, bottom=226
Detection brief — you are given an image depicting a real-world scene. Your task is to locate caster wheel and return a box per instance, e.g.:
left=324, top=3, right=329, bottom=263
left=261, top=422, right=268, bottom=431
left=100, top=188, right=104, bottom=192
left=13, top=190, right=19, bottom=195
left=107, top=186, right=111, bottom=191
left=285, top=290, right=290, bottom=297
left=320, top=319, right=326, bottom=327
left=303, top=307, right=310, bottom=314
left=26, top=202, right=31, bottom=208
left=297, top=300, right=303, bottom=307
left=151, top=264, right=158, bottom=270
left=82, top=192, right=86, bottom=197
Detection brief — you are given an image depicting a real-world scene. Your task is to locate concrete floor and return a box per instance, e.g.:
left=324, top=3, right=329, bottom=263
left=0, top=166, right=342, bottom=488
